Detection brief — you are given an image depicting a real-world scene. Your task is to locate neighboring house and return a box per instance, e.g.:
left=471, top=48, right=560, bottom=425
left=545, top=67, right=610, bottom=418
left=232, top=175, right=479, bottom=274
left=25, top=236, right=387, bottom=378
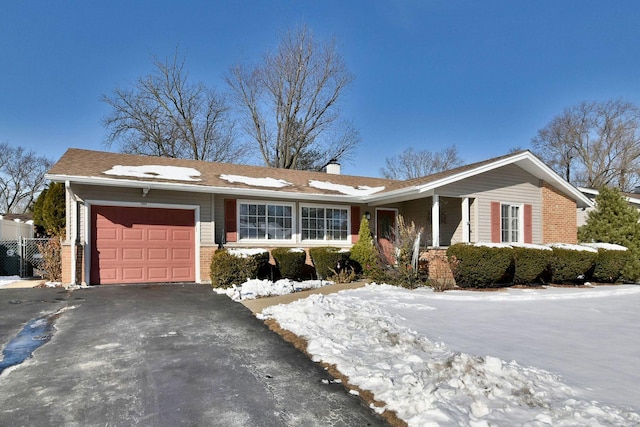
left=577, top=187, right=640, bottom=228
left=46, top=149, right=592, bottom=286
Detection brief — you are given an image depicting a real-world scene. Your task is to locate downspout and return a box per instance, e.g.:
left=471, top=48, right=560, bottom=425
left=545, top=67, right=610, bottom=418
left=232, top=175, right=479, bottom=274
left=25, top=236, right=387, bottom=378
left=65, top=181, right=82, bottom=286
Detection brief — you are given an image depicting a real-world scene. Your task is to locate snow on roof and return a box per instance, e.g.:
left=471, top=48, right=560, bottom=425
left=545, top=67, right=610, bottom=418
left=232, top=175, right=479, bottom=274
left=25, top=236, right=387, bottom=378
left=581, top=242, right=628, bottom=251
left=104, top=165, right=202, bottom=181
left=219, top=174, right=292, bottom=188
left=308, top=180, right=385, bottom=196
left=548, top=243, right=598, bottom=252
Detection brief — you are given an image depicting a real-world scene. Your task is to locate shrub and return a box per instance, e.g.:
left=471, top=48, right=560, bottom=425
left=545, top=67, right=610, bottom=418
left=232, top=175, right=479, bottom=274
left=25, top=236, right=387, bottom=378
left=446, top=243, right=514, bottom=288
left=548, top=244, right=596, bottom=284
left=512, top=245, right=552, bottom=285
left=309, top=247, right=350, bottom=280
left=271, top=248, right=307, bottom=280
left=36, top=238, right=62, bottom=282
left=210, top=249, right=269, bottom=288
left=582, top=244, right=632, bottom=283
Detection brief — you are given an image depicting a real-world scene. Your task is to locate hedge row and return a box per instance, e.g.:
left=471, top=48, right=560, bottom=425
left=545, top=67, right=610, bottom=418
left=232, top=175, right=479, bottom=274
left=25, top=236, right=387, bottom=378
left=210, top=247, right=352, bottom=288
left=446, top=243, right=632, bottom=288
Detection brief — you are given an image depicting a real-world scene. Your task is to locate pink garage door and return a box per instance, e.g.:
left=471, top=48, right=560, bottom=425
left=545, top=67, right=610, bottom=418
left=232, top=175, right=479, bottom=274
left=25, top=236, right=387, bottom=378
left=90, top=206, right=195, bottom=284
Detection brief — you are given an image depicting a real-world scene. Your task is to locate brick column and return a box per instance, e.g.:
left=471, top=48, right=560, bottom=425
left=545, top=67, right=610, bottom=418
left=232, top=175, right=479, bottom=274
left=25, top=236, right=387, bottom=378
left=541, top=181, right=578, bottom=244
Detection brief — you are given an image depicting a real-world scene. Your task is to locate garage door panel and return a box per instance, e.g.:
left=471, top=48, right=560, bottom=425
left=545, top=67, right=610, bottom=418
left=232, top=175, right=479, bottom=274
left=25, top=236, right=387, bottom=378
left=148, top=229, right=169, bottom=241
left=148, top=248, right=169, bottom=260
left=91, top=206, right=195, bottom=284
left=122, top=248, right=143, bottom=260
left=123, top=228, right=144, bottom=241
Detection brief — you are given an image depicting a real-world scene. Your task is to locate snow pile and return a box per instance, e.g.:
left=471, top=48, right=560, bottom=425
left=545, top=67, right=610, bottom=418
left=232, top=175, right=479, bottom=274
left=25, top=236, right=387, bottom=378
left=0, top=275, right=21, bottom=287
left=261, top=284, right=640, bottom=426
left=308, top=180, right=385, bottom=196
left=219, top=174, right=292, bottom=188
left=104, top=165, right=201, bottom=181
left=581, top=242, right=628, bottom=251
left=215, top=278, right=332, bottom=301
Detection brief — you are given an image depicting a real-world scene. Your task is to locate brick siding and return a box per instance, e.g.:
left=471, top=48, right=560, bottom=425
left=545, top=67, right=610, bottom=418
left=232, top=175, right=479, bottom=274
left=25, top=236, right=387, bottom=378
left=541, top=181, right=578, bottom=244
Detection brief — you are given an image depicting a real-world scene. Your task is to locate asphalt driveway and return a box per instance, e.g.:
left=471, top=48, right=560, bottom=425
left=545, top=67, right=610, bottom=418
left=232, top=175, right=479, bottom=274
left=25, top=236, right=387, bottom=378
left=0, top=284, right=385, bottom=426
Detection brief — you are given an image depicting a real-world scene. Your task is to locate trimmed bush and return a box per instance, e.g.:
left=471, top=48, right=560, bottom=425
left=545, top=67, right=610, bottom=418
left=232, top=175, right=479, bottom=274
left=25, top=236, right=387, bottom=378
left=549, top=244, right=596, bottom=284
left=271, top=248, right=307, bottom=280
left=589, top=246, right=631, bottom=283
left=446, top=243, right=514, bottom=288
left=210, top=249, right=269, bottom=288
left=309, top=247, right=350, bottom=280
left=512, top=245, right=552, bottom=285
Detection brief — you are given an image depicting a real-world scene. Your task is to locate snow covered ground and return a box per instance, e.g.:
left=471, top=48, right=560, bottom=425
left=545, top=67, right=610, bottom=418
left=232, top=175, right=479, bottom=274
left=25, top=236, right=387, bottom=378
left=214, top=278, right=334, bottom=301
left=0, top=276, right=21, bottom=287
left=259, top=283, right=640, bottom=426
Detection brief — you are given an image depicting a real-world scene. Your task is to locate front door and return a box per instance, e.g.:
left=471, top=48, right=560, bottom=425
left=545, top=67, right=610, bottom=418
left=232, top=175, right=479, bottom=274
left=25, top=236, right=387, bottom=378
left=376, top=209, right=397, bottom=264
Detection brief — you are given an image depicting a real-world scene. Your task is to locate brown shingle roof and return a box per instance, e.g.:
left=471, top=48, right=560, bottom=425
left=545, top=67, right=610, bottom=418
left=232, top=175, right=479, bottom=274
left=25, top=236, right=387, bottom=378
left=47, top=148, right=399, bottom=197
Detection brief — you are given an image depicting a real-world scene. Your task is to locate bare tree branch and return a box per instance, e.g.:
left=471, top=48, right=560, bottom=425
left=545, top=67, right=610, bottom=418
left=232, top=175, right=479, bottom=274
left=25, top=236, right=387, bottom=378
left=226, top=25, right=359, bottom=170
left=102, top=49, right=246, bottom=163
left=0, top=143, right=52, bottom=214
left=380, top=146, right=464, bottom=180
left=532, top=100, right=640, bottom=191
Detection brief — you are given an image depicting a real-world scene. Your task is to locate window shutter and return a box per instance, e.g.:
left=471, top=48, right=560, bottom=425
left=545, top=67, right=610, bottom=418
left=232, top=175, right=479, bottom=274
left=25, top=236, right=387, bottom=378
left=524, top=204, right=533, bottom=243
left=490, top=201, right=501, bottom=243
left=224, top=199, right=237, bottom=242
left=351, top=206, right=360, bottom=243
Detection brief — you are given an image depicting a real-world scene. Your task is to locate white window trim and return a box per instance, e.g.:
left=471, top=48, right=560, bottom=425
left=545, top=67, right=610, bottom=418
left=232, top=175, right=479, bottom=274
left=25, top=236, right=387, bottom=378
left=500, top=202, right=524, bottom=243
left=237, top=199, right=296, bottom=243
left=299, top=203, right=351, bottom=243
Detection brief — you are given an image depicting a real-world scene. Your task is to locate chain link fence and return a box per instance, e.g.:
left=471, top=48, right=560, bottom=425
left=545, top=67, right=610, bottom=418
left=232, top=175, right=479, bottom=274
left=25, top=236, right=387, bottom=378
left=0, top=237, right=52, bottom=278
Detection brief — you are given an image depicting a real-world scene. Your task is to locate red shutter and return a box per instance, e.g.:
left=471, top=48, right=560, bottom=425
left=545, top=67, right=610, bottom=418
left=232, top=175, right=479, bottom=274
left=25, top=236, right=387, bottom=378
left=524, top=204, right=533, bottom=243
left=490, top=201, right=501, bottom=243
left=351, top=206, right=361, bottom=243
left=224, top=199, right=237, bottom=242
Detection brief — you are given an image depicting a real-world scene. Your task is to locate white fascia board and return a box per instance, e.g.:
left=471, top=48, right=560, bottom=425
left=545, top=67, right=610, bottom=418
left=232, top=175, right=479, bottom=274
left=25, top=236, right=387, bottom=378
left=578, top=186, right=640, bottom=206
left=45, top=173, right=360, bottom=203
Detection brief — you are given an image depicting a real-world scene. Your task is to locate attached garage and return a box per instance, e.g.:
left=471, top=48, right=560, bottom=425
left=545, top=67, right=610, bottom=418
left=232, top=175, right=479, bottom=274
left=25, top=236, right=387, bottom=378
left=90, top=205, right=196, bottom=284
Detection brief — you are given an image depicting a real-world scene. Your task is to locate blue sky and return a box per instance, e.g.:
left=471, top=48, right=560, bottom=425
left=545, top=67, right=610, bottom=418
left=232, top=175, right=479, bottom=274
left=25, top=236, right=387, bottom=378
left=2, top=0, right=640, bottom=177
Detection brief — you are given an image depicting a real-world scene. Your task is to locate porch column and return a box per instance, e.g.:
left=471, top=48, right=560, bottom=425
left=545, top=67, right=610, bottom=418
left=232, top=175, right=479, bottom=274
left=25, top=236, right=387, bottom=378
left=432, top=194, right=440, bottom=247
left=462, top=197, right=470, bottom=243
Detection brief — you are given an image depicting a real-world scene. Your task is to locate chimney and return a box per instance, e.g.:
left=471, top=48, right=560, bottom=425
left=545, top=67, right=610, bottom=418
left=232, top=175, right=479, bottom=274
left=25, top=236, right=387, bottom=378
left=326, top=159, right=341, bottom=175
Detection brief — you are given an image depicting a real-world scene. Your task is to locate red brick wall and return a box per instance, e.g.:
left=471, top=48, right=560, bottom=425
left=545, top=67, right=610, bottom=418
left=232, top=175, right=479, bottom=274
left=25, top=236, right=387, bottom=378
left=541, top=181, right=578, bottom=244
left=200, top=246, right=217, bottom=283
left=60, top=242, right=84, bottom=285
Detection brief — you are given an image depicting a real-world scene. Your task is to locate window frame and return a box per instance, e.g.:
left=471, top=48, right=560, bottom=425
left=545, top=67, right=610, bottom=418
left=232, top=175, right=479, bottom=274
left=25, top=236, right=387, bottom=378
left=237, top=199, right=296, bottom=242
left=299, top=203, right=351, bottom=243
left=500, top=202, right=523, bottom=243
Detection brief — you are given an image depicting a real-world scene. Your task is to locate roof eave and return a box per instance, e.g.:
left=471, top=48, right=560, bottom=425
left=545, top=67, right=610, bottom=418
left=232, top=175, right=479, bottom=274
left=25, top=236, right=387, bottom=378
left=45, top=173, right=368, bottom=203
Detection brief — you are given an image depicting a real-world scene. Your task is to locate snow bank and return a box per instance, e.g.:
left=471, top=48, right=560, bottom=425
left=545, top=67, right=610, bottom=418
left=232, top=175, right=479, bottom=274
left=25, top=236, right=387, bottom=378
left=0, top=275, right=21, bottom=287
left=214, top=279, right=332, bottom=301
left=261, top=284, right=640, bottom=426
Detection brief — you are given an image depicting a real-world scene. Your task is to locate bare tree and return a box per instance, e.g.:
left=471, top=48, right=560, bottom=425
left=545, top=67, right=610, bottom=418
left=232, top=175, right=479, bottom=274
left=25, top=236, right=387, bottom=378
left=532, top=100, right=640, bottom=191
left=226, top=25, right=360, bottom=171
left=0, top=143, right=52, bottom=214
left=380, top=146, right=464, bottom=180
left=102, top=50, right=245, bottom=163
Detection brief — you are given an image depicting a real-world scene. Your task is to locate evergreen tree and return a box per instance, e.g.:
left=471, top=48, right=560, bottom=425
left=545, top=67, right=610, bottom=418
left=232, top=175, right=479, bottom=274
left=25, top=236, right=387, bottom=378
left=41, top=182, right=66, bottom=237
left=578, top=186, right=640, bottom=280
left=350, top=216, right=382, bottom=280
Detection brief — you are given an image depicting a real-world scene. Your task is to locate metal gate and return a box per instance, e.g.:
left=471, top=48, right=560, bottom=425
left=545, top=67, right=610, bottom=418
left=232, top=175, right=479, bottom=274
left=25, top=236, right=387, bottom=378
left=0, top=237, right=52, bottom=278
